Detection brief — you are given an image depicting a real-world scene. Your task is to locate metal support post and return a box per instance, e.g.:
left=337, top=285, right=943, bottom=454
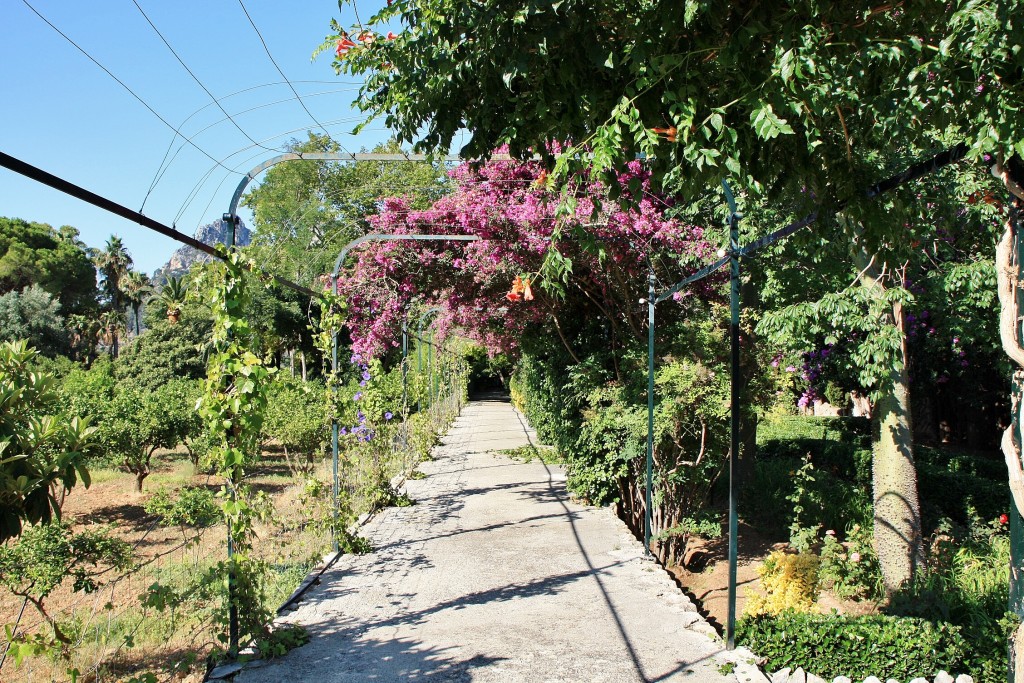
left=723, top=180, right=741, bottom=651
left=428, top=330, right=435, bottom=408
left=402, top=318, right=409, bottom=412
left=644, top=269, right=656, bottom=556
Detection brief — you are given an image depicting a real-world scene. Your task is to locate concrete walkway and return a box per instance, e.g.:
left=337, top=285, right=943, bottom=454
left=237, top=396, right=743, bottom=682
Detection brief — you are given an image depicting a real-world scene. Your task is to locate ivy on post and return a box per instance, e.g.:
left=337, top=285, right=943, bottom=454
left=196, top=245, right=274, bottom=658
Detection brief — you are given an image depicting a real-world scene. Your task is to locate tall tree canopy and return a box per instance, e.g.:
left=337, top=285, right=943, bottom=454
left=0, top=217, right=97, bottom=316
left=326, top=0, right=1023, bottom=220
left=243, top=134, right=449, bottom=286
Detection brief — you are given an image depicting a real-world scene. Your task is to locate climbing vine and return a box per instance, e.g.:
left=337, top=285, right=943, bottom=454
left=194, top=247, right=277, bottom=651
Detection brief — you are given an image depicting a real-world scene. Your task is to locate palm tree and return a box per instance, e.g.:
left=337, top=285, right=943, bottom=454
left=66, top=314, right=100, bottom=362
left=96, top=310, right=127, bottom=356
left=152, top=275, right=188, bottom=324
left=93, top=236, right=133, bottom=357
left=121, top=270, right=153, bottom=336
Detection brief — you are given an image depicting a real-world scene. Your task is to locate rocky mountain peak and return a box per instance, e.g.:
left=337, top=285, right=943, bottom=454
left=153, top=219, right=251, bottom=284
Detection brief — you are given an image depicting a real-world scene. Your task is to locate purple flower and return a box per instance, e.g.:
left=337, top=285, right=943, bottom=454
left=785, top=365, right=797, bottom=373
left=362, top=369, right=372, bottom=381
left=339, top=427, right=348, bottom=435
left=384, top=412, right=393, bottom=421
left=354, top=391, right=363, bottom=401
left=359, top=380, right=368, bottom=387
left=771, top=359, right=780, bottom=368
left=357, top=410, right=366, bottom=423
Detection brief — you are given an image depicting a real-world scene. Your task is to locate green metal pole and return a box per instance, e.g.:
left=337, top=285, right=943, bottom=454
left=645, top=269, right=656, bottom=556
left=330, top=297, right=340, bottom=555
left=402, top=318, right=409, bottom=413
left=723, top=180, right=741, bottom=651
left=417, top=328, right=423, bottom=413
left=428, top=331, right=435, bottom=408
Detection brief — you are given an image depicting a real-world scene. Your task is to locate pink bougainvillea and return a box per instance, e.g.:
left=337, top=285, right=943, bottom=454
left=334, top=155, right=717, bottom=360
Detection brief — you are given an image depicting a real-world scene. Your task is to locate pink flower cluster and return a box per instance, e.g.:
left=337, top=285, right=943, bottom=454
left=334, top=155, right=715, bottom=359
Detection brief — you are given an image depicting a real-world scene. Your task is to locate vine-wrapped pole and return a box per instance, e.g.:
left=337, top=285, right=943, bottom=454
left=417, top=306, right=443, bottom=412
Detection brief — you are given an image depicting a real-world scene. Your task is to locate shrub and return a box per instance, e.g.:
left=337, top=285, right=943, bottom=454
left=263, top=378, right=329, bottom=474
left=144, top=486, right=220, bottom=527
left=737, top=612, right=970, bottom=680
left=817, top=524, right=884, bottom=600
left=1, top=340, right=94, bottom=542
left=745, top=550, right=820, bottom=616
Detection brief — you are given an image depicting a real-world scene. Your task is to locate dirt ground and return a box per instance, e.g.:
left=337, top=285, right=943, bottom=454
left=667, top=521, right=780, bottom=630
left=0, top=449, right=308, bottom=682
left=667, top=521, right=879, bottom=632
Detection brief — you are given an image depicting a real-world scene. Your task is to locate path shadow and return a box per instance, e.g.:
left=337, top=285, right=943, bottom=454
left=244, top=625, right=505, bottom=682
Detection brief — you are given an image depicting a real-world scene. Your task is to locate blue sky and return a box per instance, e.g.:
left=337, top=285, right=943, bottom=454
left=1, top=0, right=393, bottom=274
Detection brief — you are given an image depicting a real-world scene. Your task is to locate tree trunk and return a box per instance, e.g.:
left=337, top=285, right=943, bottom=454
left=289, top=349, right=295, bottom=377
left=856, top=243, right=922, bottom=596
left=134, top=470, right=148, bottom=493
left=993, top=159, right=1024, bottom=678
left=300, top=351, right=307, bottom=382
left=872, top=363, right=922, bottom=595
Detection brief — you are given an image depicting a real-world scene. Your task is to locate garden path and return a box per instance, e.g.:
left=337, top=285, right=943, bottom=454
left=235, top=394, right=742, bottom=682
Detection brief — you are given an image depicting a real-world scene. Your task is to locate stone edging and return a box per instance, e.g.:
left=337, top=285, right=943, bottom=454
left=769, top=667, right=974, bottom=683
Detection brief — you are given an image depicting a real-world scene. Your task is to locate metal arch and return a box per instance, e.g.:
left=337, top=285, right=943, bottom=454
left=227, top=152, right=463, bottom=220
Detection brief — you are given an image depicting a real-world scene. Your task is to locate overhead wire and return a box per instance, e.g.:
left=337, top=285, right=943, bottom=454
left=142, top=81, right=362, bottom=210
left=236, top=0, right=353, bottom=156
left=129, top=0, right=287, bottom=159
left=19, top=0, right=234, bottom=176
left=152, top=92, right=363, bottom=214
left=174, top=115, right=369, bottom=227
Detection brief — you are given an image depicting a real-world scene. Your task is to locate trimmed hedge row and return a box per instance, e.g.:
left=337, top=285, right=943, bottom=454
left=737, top=612, right=970, bottom=680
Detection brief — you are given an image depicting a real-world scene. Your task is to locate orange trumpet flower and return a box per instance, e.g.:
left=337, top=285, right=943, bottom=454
left=651, top=126, right=677, bottom=143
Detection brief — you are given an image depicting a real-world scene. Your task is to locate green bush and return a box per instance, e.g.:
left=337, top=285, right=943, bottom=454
left=737, top=612, right=970, bottom=679
left=888, top=525, right=1013, bottom=683
left=1, top=340, right=95, bottom=542
left=144, top=486, right=220, bottom=527
left=264, top=378, right=329, bottom=474
left=817, top=525, right=884, bottom=600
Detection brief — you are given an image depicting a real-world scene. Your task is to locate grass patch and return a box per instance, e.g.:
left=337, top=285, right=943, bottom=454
left=498, top=444, right=562, bottom=464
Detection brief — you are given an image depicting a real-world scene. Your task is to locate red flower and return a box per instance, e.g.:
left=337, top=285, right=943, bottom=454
left=522, top=278, right=534, bottom=301
left=505, top=291, right=521, bottom=302
left=387, top=31, right=398, bottom=40
left=1000, top=513, right=1010, bottom=525
left=336, top=37, right=357, bottom=56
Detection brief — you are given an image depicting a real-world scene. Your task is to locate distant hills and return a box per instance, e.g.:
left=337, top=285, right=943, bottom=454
left=152, top=219, right=251, bottom=284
